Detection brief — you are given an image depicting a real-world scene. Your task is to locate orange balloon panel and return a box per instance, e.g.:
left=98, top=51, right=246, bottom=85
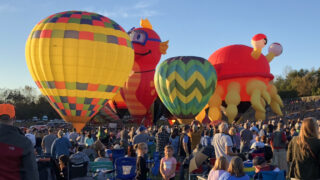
left=218, top=77, right=270, bottom=101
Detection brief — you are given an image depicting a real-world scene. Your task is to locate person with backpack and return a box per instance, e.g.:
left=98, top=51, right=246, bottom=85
left=270, top=122, right=287, bottom=172
left=178, top=125, right=191, bottom=180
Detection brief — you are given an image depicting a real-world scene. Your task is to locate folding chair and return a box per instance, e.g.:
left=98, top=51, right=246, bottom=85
left=115, top=157, right=136, bottom=180
left=254, top=170, right=286, bottom=180
left=69, top=161, right=88, bottom=179
left=89, top=161, right=114, bottom=179
left=111, top=149, right=125, bottom=166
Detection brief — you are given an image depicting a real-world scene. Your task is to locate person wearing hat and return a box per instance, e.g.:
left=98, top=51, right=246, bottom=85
left=0, top=104, right=39, bottom=180
left=133, top=125, right=151, bottom=145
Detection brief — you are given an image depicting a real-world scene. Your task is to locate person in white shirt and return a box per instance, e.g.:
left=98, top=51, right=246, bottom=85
left=250, top=136, right=265, bottom=149
left=212, top=123, right=237, bottom=162
left=25, top=128, right=36, bottom=147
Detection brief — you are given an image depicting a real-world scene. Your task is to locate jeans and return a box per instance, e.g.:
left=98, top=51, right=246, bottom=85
left=179, top=156, right=188, bottom=180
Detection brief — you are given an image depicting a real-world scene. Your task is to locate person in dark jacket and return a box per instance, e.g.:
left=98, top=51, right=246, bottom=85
left=0, top=104, right=39, bottom=180
left=135, top=142, right=149, bottom=180
left=287, top=117, right=320, bottom=180
left=51, top=130, right=72, bottom=159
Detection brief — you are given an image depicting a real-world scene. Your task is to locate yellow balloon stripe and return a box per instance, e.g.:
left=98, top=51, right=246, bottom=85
left=169, top=87, right=203, bottom=104
left=39, top=89, right=116, bottom=99
left=167, top=71, right=207, bottom=88
left=26, top=38, right=133, bottom=83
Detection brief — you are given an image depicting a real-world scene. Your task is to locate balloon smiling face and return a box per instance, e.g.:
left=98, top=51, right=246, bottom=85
left=129, top=28, right=161, bottom=71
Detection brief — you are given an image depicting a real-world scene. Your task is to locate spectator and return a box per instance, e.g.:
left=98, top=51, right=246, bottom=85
left=25, top=128, right=36, bottom=147
left=129, top=127, right=136, bottom=143
left=287, top=117, right=320, bottom=179
left=135, top=142, right=149, bottom=180
left=51, top=130, right=72, bottom=159
left=267, top=120, right=274, bottom=135
left=270, top=122, right=287, bottom=172
left=179, top=125, right=191, bottom=180
left=160, top=145, right=177, bottom=180
left=58, top=155, right=69, bottom=180
left=201, top=129, right=212, bottom=147
left=212, top=122, right=237, bottom=162
left=261, top=136, right=273, bottom=163
left=69, top=146, right=90, bottom=164
left=252, top=156, right=279, bottom=173
left=95, top=149, right=111, bottom=162
left=85, top=132, right=94, bottom=147
left=35, top=130, right=43, bottom=155
left=250, top=136, right=264, bottom=150
left=240, top=123, right=253, bottom=153
left=169, top=128, right=180, bottom=158
left=156, top=125, right=170, bottom=157
left=42, top=128, right=57, bottom=155
left=133, top=126, right=150, bottom=145
left=0, top=104, right=39, bottom=180
left=219, top=156, right=250, bottom=180
left=208, top=156, right=229, bottom=180
left=69, top=128, right=79, bottom=142
left=259, top=124, right=268, bottom=137
left=229, top=127, right=240, bottom=153
left=76, top=130, right=86, bottom=145
left=120, top=126, right=129, bottom=149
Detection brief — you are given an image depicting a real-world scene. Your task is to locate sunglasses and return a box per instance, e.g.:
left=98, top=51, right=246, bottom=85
left=129, top=29, right=161, bottom=46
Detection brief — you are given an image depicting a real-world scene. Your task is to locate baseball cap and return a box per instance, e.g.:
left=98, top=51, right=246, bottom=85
left=0, top=104, right=15, bottom=119
left=138, top=125, right=147, bottom=132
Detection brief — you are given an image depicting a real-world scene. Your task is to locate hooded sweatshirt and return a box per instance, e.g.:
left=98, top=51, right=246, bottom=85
left=0, top=124, right=39, bottom=180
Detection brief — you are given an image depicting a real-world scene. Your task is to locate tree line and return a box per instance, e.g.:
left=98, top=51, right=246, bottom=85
left=0, top=86, right=60, bottom=120
left=0, top=67, right=319, bottom=120
left=274, top=67, right=320, bottom=98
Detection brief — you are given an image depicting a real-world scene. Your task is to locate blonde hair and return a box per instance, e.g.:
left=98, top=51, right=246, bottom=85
left=164, top=145, right=174, bottom=151
left=212, top=156, right=228, bottom=171
left=229, top=127, right=237, bottom=135
left=228, top=157, right=245, bottom=177
left=297, top=117, right=319, bottom=156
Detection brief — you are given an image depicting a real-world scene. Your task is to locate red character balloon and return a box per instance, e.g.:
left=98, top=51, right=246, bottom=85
left=121, top=19, right=169, bottom=126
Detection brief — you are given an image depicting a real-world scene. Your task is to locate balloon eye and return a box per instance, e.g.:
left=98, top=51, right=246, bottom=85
left=137, top=34, right=141, bottom=40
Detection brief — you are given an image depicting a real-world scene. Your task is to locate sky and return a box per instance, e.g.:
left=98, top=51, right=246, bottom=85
left=1, top=0, right=320, bottom=89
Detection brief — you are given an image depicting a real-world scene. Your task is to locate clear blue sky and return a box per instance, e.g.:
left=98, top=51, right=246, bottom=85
left=1, top=0, right=319, bottom=89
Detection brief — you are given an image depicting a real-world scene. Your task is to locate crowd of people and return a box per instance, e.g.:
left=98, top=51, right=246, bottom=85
left=0, top=103, right=320, bottom=180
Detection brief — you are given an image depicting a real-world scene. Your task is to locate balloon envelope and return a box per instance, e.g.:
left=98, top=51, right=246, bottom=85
left=25, top=11, right=134, bottom=132
left=154, top=56, right=217, bottom=124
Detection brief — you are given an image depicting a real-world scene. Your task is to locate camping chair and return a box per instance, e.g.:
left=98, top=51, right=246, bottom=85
left=243, top=161, right=255, bottom=179
left=188, top=166, right=204, bottom=180
left=115, top=157, right=136, bottom=180
left=111, top=149, right=125, bottom=166
left=89, top=161, right=114, bottom=179
left=151, top=152, right=160, bottom=176
left=253, top=170, right=286, bottom=180
left=69, top=161, right=89, bottom=179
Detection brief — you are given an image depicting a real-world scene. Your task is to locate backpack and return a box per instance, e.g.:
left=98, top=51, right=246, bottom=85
left=271, top=131, right=286, bottom=148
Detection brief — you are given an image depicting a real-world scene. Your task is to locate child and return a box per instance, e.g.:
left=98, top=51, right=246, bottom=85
left=135, top=142, right=149, bottom=180
left=160, top=145, right=177, bottom=180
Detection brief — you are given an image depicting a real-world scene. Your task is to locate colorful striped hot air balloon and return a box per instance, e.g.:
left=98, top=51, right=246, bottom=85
left=154, top=56, right=217, bottom=124
left=25, top=11, right=134, bottom=132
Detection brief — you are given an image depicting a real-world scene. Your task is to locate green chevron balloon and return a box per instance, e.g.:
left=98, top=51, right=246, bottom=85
left=154, top=56, right=217, bottom=124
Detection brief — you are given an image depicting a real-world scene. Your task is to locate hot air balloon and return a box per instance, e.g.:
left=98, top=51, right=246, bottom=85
left=154, top=56, right=217, bottom=124
left=25, top=11, right=134, bottom=132
left=121, top=19, right=169, bottom=125
left=207, top=34, right=284, bottom=123
left=107, top=92, right=128, bottom=118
